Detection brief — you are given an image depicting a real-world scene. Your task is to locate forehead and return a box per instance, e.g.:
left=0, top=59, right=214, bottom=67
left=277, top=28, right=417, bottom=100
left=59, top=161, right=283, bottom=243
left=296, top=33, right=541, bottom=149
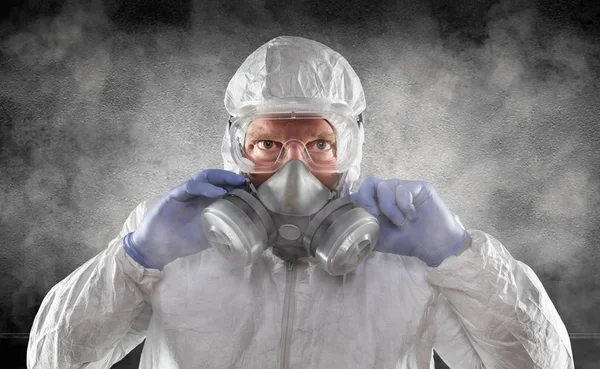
left=245, top=118, right=335, bottom=141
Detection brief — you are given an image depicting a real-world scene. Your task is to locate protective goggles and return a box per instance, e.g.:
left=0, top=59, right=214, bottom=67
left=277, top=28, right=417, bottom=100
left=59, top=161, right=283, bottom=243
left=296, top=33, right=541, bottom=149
left=228, top=112, right=363, bottom=174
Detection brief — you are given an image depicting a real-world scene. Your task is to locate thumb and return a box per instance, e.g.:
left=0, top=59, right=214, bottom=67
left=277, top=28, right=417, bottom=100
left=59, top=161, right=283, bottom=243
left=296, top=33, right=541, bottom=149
left=169, top=181, right=227, bottom=202
left=351, top=176, right=382, bottom=217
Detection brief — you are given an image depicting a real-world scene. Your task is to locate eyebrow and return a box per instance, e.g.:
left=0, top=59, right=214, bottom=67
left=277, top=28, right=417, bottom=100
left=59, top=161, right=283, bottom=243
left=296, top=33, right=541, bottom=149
left=246, top=132, right=336, bottom=142
left=245, top=132, right=281, bottom=141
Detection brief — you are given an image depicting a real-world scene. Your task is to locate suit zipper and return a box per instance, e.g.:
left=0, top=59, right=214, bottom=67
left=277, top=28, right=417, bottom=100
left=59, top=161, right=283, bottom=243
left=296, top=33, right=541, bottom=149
left=280, top=261, right=297, bottom=369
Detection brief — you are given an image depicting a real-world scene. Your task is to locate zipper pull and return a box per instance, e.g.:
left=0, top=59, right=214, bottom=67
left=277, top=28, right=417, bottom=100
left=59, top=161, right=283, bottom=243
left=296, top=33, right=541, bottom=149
left=288, top=261, right=295, bottom=271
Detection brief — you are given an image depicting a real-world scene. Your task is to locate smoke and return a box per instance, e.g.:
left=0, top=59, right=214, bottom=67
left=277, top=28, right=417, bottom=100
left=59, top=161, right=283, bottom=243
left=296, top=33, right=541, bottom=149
left=0, top=0, right=598, bottom=349
left=356, top=0, right=600, bottom=333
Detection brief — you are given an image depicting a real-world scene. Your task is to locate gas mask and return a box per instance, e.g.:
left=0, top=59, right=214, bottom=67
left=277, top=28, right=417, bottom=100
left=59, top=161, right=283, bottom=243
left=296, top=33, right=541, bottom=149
left=200, top=160, right=379, bottom=276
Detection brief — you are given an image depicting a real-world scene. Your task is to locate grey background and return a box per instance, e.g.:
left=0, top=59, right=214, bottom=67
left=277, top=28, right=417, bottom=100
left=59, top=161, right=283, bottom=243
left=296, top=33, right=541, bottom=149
left=1, top=0, right=599, bottom=367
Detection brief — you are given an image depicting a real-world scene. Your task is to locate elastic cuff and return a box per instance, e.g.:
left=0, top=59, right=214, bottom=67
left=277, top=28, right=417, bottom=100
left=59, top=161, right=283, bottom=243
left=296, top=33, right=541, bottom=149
left=122, top=232, right=163, bottom=270
left=426, top=230, right=470, bottom=268
left=450, top=230, right=471, bottom=256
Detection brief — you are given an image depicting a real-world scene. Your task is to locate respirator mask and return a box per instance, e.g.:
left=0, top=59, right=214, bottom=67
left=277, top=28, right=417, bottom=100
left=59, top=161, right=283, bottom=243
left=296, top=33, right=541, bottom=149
left=199, top=159, right=379, bottom=276
left=200, top=109, right=378, bottom=275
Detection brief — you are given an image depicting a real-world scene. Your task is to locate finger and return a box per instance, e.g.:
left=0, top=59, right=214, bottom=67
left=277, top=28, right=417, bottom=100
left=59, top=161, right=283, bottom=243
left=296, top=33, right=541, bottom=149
left=184, top=170, right=246, bottom=198
left=376, top=180, right=406, bottom=228
left=169, top=182, right=226, bottom=202
left=395, top=183, right=418, bottom=221
left=372, top=215, right=396, bottom=253
left=354, top=177, right=382, bottom=217
left=222, top=183, right=246, bottom=192
left=196, top=169, right=247, bottom=187
left=187, top=181, right=229, bottom=198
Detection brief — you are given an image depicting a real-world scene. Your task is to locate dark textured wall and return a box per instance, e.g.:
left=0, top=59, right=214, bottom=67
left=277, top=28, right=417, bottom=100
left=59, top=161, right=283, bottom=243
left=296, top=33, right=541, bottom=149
left=1, top=0, right=599, bottom=368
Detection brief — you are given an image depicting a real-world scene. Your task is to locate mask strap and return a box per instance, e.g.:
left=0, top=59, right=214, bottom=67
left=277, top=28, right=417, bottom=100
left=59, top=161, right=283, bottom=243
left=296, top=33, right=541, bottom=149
left=245, top=178, right=259, bottom=196
left=335, top=171, right=350, bottom=198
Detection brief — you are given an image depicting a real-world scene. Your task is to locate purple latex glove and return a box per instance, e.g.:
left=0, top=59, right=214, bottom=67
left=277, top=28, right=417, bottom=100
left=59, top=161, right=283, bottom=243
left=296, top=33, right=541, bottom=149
left=123, top=169, right=247, bottom=270
left=349, top=177, right=469, bottom=267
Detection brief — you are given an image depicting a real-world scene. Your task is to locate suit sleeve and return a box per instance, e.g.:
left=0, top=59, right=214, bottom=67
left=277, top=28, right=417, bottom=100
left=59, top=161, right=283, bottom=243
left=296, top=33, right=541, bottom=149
left=27, top=200, right=162, bottom=369
left=427, top=229, right=574, bottom=369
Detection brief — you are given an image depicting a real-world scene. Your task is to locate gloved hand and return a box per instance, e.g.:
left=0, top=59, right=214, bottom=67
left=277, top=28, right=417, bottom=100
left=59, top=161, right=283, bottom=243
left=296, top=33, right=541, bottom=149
left=123, top=169, right=247, bottom=270
left=349, top=177, right=469, bottom=267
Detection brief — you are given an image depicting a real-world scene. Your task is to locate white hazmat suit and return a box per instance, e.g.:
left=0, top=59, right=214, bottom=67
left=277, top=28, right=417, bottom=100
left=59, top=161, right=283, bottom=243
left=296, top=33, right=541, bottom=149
left=27, top=36, right=574, bottom=369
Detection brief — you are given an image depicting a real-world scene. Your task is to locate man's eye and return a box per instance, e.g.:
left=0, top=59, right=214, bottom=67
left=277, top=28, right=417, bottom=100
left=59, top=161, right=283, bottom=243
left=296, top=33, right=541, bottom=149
left=314, top=140, right=331, bottom=150
left=258, top=140, right=277, bottom=150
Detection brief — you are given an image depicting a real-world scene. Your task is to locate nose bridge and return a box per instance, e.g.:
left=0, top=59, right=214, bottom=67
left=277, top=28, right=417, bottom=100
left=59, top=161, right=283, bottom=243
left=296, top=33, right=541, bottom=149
left=281, top=139, right=308, bottom=161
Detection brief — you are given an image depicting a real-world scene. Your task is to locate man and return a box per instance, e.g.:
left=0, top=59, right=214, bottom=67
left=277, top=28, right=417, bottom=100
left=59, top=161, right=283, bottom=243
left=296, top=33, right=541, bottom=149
left=27, top=36, right=573, bottom=368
